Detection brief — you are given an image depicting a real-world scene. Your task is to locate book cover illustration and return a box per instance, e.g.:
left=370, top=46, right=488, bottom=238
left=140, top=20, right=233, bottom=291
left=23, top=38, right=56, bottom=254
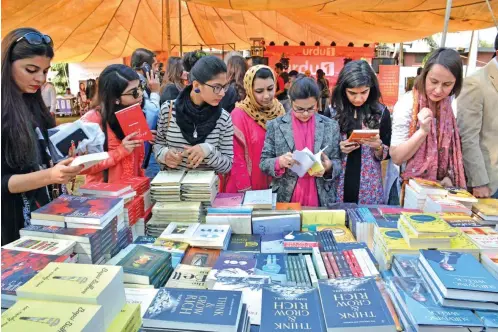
left=1, top=250, right=69, bottom=296
left=401, top=213, right=456, bottom=235
left=211, top=252, right=257, bottom=279
left=166, top=264, right=211, bottom=289
left=182, top=248, right=220, bottom=268
left=192, top=225, right=230, bottom=241
left=228, top=235, right=261, bottom=252
left=254, top=254, right=287, bottom=284
left=118, top=246, right=170, bottom=276
left=144, top=288, right=241, bottom=327
left=392, top=254, right=420, bottom=278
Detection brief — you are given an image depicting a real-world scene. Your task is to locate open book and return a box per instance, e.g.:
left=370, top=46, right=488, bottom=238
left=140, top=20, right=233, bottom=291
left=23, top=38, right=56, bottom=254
left=290, top=146, right=327, bottom=177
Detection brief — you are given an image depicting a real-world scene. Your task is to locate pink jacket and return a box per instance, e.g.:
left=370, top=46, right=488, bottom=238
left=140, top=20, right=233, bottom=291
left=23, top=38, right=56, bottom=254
left=80, top=110, right=144, bottom=184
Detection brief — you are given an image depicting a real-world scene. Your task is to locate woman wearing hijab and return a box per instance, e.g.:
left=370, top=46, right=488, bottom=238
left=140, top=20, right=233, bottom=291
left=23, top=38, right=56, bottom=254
left=223, top=65, right=285, bottom=193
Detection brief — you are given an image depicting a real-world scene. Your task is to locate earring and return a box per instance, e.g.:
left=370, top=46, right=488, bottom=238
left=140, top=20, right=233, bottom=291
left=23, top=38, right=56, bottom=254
left=194, top=88, right=201, bottom=93
left=115, top=100, right=120, bottom=104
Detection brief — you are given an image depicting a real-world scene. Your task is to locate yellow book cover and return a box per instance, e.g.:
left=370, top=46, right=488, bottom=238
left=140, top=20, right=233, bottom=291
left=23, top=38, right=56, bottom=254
left=16, top=262, right=123, bottom=302
left=316, top=225, right=356, bottom=242
left=302, top=210, right=346, bottom=231
left=401, top=212, right=457, bottom=237
left=473, top=199, right=498, bottom=216
left=446, top=187, right=477, bottom=202
left=398, top=219, right=451, bottom=241
left=450, top=231, right=479, bottom=251
left=440, top=212, right=474, bottom=221
left=1, top=299, right=104, bottom=332
left=107, top=303, right=141, bottom=332
left=378, top=228, right=411, bottom=251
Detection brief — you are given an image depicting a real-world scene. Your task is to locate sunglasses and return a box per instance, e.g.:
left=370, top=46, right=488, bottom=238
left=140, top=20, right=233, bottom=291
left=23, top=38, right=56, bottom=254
left=204, top=82, right=230, bottom=95
left=16, top=32, right=53, bottom=47
left=121, top=86, right=143, bottom=99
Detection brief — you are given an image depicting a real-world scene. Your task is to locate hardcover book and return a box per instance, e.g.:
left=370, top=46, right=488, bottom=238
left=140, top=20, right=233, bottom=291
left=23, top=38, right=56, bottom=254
left=115, top=103, right=153, bottom=140
left=143, top=288, right=243, bottom=332
left=318, top=278, right=396, bottom=331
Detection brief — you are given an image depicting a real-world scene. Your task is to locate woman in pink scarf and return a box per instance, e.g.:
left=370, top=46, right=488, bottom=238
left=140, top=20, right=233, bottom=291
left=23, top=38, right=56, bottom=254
left=390, top=48, right=466, bottom=203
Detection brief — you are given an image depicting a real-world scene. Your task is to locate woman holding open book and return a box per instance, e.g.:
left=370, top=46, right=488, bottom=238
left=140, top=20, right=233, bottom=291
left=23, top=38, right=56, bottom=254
left=260, top=77, right=341, bottom=207
left=154, top=56, right=234, bottom=174
left=222, top=65, right=285, bottom=193
left=331, top=60, right=391, bottom=204
left=81, top=64, right=146, bottom=183
left=389, top=48, right=466, bottom=204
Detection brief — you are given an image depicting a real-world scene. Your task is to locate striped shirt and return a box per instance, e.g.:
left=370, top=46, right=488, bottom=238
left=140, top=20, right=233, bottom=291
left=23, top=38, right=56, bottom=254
left=153, top=100, right=234, bottom=174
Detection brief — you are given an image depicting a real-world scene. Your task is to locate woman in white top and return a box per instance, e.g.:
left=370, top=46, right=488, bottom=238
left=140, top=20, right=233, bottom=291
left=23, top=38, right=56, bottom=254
left=387, top=48, right=466, bottom=204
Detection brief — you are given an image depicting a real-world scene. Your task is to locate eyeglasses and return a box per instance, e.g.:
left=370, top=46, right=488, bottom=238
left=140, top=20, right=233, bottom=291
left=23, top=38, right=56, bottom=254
left=292, top=105, right=316, bottom=114
left=16, top=32, right=53, bottom=47
left=121, top=86, right=143, bottom=99
left=203, top=82, right=230, bottom=94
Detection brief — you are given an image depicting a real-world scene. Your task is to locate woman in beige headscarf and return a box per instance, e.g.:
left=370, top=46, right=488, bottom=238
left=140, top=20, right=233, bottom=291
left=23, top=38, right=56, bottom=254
left=222, top=65, right=285, bottom=193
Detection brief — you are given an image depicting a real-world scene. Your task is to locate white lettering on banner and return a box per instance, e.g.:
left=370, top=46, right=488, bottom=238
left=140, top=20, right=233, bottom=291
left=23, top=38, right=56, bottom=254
left=291, top=61, right=335, bottom=77
left=302, top=48, right=337, bottom=57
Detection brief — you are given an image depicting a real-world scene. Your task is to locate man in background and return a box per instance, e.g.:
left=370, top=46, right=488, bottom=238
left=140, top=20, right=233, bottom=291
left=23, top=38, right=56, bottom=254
left=275, top=62, right=291, bottom=112
left=457, top=34, right=498, bottom=198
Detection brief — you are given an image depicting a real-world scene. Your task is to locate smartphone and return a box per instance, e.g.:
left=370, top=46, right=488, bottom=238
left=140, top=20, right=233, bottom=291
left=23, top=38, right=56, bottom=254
left=142, top=62, right=152, bottom=75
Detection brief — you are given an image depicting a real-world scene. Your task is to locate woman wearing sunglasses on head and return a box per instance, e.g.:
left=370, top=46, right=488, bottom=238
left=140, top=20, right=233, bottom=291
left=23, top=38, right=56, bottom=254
left=80, top=64, right=147, bottom=183
left=1, top=28, right=84, bottom=244
left=260, top=77, right=341, bottom=207
left=332, top=60, right=392, bottom=205
left=154, top=56, right=234, bottom=173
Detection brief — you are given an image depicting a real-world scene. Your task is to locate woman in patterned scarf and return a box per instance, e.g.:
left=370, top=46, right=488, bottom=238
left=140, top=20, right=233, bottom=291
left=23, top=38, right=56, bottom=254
left=223, top=65, right=285, bottom=193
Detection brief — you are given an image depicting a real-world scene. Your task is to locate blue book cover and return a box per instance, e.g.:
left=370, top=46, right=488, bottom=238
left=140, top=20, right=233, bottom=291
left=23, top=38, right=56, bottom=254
left=375, top=217, right=398, bottom=229
left=318, top=278, right=396, bottom=331
left=207, top=207, right=253, bottom=214
left=252, top=215, right=301, bottom=235
left=260, top=284, right=325, bottom=332
left=475, top=311, right=498, bottom=329
left=419, top=250, right=498, bottom=296
left=261, top=233, right=284, bottom=254
left=392, top=254, right=420, bottom=278
left=228, top=235, right=261, bottom=253
left=211, top=252, right=258, bottom=279
left=254, top=254, right=288, bottom=284
left=249, top=325, right=260, bottom=332
left=389, top=276, right=484, bottom=329
left=144, top=288, right=242, bottom=330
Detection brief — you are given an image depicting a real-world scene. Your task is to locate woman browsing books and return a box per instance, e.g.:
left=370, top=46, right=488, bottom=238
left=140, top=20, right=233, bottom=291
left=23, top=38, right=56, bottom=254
left=81, top=64, right=147, bottom=183
left=1, top=28, right=84, bottom=244
left=260, top=77, right=341, bottom=207
left=331, top=60, right=392, bottom=204
left=222, top=65, right=285, bottom=193
left=389, top=48, right=466, bottom=203
left=154, top=56, right=234, bottom=174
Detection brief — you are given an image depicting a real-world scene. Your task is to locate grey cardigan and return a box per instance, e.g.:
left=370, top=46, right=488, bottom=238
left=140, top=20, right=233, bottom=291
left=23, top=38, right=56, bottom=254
left=260, top=112, right=342, bottom=206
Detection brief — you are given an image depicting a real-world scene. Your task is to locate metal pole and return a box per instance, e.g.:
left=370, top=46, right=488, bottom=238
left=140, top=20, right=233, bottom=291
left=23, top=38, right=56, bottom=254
left=164, top=0, right=172, bottom=55
left=179, top=0, right=183, bottom=55
left=399, top=43, right=404, bottom=66
left=441, top=0, right=453, bottom=47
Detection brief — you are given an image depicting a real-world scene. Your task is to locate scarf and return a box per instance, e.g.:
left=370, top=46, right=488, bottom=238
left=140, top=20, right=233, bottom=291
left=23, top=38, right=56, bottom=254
left=175, top=85, right=222, bottom=145
left=236, top=65, right=285, bottom=130
left=402, top=89, right=466, bottom=188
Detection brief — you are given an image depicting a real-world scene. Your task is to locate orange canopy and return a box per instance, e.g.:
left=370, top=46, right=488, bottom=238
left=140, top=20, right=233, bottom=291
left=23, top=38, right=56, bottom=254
left=2, top=0, right=497, bottom=62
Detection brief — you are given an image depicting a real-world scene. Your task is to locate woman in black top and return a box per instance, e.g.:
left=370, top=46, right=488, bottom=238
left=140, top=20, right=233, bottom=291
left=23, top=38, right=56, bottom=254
left=1, top=28, right=83, bottom=244
left=223, top=55, right=248, bottom=112
left=160, top=56, right=185, bottom=105
left=331, top=60, right=391, bottom=204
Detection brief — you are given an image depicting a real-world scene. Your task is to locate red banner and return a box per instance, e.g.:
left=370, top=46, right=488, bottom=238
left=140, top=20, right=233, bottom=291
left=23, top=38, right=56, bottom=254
left=265, top=46, right=375, bottom=59
left=378, top=65, right=400, bottom=111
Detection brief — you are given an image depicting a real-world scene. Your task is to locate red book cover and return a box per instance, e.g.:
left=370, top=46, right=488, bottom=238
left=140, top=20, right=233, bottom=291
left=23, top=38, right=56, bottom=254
left=119, top=177, right=150, bottom=195
left=347, top=250, right=364, bottom=277
left=342, top=250, right=358, bottom=277
left=115, top=103, right=153, bottom=141
left=321, top=252, right=335, bottom=278
left=79, top=182, right=132, bottom=195
left=327, top=252, right=341, bottom=278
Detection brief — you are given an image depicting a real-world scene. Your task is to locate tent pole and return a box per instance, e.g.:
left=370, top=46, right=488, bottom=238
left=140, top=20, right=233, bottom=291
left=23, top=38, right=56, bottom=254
left=179, top=0, right=183, bottom=55
left=399, top=43, right=404, bottom=66
left=441, top=0, right=453, bottom=47
left=165, top=0, right=172, bottom=55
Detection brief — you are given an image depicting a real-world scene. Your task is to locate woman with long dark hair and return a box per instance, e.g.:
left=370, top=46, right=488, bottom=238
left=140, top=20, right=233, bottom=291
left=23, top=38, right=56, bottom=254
left=1, top=28, right=83, bottom=244
left=260, top=78, right=341, bottom=207
left=332, top=60, right=391, bottom=204
left=81, top=64, right=146, bottom=183
left=154, top=56, right=234, bottom=173
left=160, top=56, right=186, bottom=105
left=227, top=55, right=248, bottom=103
left=316, top=69, right=330, bottom=113
left=223, top=65, right=285, bottom=193
left=389, top=48, right=465, bottom=204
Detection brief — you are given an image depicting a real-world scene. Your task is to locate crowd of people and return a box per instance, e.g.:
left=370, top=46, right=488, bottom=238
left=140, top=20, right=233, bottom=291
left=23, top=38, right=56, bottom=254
left=2, top=26, right=497, bottom=245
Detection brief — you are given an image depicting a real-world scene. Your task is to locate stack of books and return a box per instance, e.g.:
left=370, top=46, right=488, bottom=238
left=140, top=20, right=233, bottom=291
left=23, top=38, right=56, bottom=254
left=121, top=176, right=153, bottom=235
left=460, top=226, right=498, bottom=254
left=15, top=262, right=126, bottom=329
left=348, top=207, right=378, bottom=248
left=446, top=187, right=478, bottom=209
left=472, top=199, right=498, bottom=228
left=373, top=228, right=418, bottom=270
left=180, top=171, right=218, bottom=215
left=2, top=236, right=76, bottom=256
left=482, top=253, right=498, bottom=279
left=212, top=192, right=245, bottom=208
left=441, top=212, right=483, bottom=227
left=150, top=170, right=185, bottom=202
left=147, top=201, right=201, bottom=237
left=109, top=245, right=173, bottom=288
left=404, top=178, right=448, bottom=210
left=134, top=236, right=189, bottom=268
left=107, top=303, right=142, bottom=332
left=320, top=248, right=379, bottom=279
left=242, top=189, right=273, bottom=210
left=1, top=249, right=73, bottom=309
left=125, top=287, right=159, bottom=317
left=165, top=264, right=211, bottom=289
left=397, top=212, right=458, bottom=249
left=142, top=288, right=248, bottom=332
left=160, top=223, right=232, bottom=250
left=424, top=194, right=472, bottom=215
left=124, top=195, right=145, bottom=228
left=206, top=207, right=253, bottom=235
left=79, top=182, right=136, bottom=203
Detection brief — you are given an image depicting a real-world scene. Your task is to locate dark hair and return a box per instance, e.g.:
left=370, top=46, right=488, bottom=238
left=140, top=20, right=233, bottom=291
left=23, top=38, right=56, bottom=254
left=182, top=50, right=207, bottom=73
left=415, top=48, right=463, bottom=98
left=227, top=55, right=248, bottom=100
left=416, top=67, right=423, bottom=76
left=289, top=70, right=299, bottom=77
left=1, top=27, right=55, bottom=170
left=98, top=64, right=139, bottom=142
left=190, top=56, right=227, bottom=84
left=331, top=60, right=382, bottom=134
left=275, top=63, right=284, bottom=71
left=86, top=79, right=98, bottom=105
left=316, top=69, right=325, bottom=79
left=161, top=56, right=184, bottom=91
left=288, top=77, right=320, bottom=101
left=495, top=33, right=498, bottom=51
left=131, top=48, right=155, bottom=69
left=254, top=67, right=273, bottom=81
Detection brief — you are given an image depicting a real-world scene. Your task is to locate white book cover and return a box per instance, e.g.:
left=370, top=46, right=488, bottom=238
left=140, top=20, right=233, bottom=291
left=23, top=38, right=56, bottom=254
left=304, top=255, right=319, bottom=286
left=70, top=152, right=109, bottom=170
left=181, top=171, right=217, bottom=185
left=213, top=276, right=270, bottom=326
left=151, top=170, right=186, bottom=186
left=153, top=201, right=201, bottom=212
left=125, top=288, right=159, bottom=317
left=205, top=215, right=252, bottom=235
left=243, top=189, right=273, bottom=207
left=311, top=247, right=328, bottom=279
left=159, top=223, right=200, bottom=240
left=2, top=236, right=76, bottom=256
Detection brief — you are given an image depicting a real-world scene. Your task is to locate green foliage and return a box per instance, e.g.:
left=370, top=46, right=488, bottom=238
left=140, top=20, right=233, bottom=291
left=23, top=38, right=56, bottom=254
left=51, top=63, right=69, bottom=95
left=479, top=39, right=493, bottom=48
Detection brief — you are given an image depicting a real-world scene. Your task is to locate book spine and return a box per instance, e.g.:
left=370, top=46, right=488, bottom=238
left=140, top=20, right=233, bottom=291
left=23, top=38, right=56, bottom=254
left=298, top=254, right=312, bottom=286
left=327, top=252, right=341, bottom=278
left=321, top=252, right=335, bottom=279
left=304, top=255, right=319, bottom=287
left=290, top=256, right=304, bottom=285
left=287, top=255, right=298, bottom=285
left=343, top=250, right=359, bottom=277
left=347, top=250, right=364, bottom=277
left=327, top=231, right=338, bottom=251
left=317, top=232, right=327, bottom=252
left=284, top=255, right=294, bottom=286
left=312, top=247, right=328, bottom=279
left=355, top=248, right=379, bottom=277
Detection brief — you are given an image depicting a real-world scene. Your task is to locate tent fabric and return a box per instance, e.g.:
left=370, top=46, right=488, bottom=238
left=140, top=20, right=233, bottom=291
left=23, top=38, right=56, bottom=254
left=2, top=0, right=498, bottom=63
